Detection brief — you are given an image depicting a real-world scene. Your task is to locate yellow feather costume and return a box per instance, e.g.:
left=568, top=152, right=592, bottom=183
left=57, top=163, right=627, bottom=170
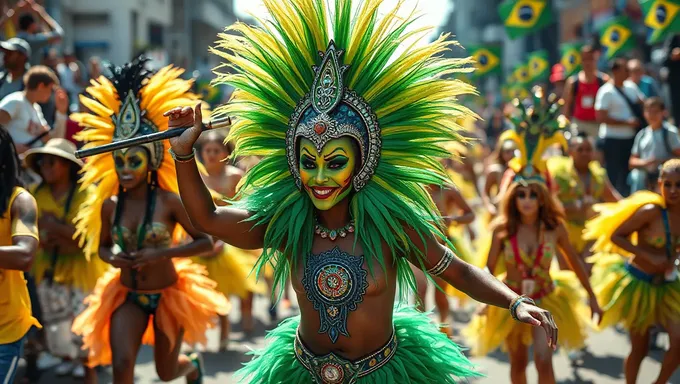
left=464, top=88, right=590, bottom=355
left=70, top=57, right=229, bottom=366
left=584, top=191, right=680, bottom=333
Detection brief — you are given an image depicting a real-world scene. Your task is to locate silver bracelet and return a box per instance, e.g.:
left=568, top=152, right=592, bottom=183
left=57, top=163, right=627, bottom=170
left=426, top=247, right=455, bottom=276
left=169, top=147, right=196, bottom=163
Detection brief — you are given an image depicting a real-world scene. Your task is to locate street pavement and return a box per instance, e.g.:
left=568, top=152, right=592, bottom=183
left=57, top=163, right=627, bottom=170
left=16, top=291, right=680, bottom=383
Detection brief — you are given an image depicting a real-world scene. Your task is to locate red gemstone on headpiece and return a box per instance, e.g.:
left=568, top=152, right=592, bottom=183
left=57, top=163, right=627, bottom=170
left=314, top=122, right=327, bottom=135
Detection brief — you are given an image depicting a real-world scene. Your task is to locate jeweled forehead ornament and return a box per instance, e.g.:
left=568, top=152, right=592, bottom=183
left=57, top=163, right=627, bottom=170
left=286, top=41, right=381, bottom=192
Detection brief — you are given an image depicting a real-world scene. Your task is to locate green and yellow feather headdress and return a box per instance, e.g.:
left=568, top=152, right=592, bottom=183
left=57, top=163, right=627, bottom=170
left=212, top=0, right=476, bottom=295
left=498, top=86, right=569, bottom=186
left=71, top=57, right=198, bottom=259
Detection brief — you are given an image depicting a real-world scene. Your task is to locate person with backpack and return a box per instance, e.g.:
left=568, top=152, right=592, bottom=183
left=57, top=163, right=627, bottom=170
left=562, top=44, right=609, bottom=138
left=629, top=97, right=680, bottom=193
left=595, top=58, right=646, bottom=197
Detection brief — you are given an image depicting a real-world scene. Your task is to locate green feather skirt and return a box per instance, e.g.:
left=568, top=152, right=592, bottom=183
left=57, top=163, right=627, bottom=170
left=235, top=306, right=483, bottom=383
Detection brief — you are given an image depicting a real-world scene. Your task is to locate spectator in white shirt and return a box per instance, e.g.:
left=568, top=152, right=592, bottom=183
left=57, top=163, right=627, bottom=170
left=0, top=65, right=61, bottom=154
left=595, top=58, right=646, bottom=196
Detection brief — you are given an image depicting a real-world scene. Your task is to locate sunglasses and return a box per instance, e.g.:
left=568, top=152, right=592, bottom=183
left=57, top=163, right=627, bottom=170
left=517, top=190, right=538, bottom=200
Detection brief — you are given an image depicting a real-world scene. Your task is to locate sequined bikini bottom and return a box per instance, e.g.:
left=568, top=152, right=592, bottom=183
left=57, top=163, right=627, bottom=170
left=126, top=291, right=162, bottom=315
left=294, top=328, right=397, bottom=384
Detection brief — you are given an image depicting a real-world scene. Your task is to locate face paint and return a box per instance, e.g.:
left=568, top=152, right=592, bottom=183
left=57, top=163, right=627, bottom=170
left=113, top=146, right=149, bottom=190
left=299, top=137, right=356, bottom=211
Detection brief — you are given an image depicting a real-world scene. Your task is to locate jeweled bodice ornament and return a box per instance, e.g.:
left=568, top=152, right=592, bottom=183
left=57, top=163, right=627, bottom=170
left=302, top=247, right=368, bottom=343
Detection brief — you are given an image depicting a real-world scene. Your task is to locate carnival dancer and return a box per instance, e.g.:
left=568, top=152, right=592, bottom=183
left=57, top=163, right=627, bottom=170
left=165, top=1, right=557, bottom=382
left=194, top=130, right=267, bottom=350
left=70, top=57, right=229, bottom=384
left=414, top=179, right=475, bottom=336
left=547, top=133, right=620, bottom=271
left=584, top=159, right=680, bottom=384
left=24, top=138, right=107, bottom=381
left=464, top=88, right=602, bottom=384
left=0, top=130, right=40, bottom=384
left=483, top=139, right=518, bottom=218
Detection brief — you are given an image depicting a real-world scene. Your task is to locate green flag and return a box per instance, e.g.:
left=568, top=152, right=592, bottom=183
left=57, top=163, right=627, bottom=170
left=528, top=50, right=549, bottom=82
left=498, top=0, right=554, bottom=39
left=468, top=45, right=502, bottom=78
left=508, top=85, right=529, bottom=101
left=599, top=16, right=635, bottom=59
left=560, top=43, right=583, bottom=77
left=640, top=0, right=680, bottom=44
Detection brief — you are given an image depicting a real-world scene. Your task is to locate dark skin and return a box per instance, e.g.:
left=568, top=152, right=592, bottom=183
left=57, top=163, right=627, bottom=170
left=98, top=147, right=212, bottom=384
left=0, top=191, right=38, bottom=271
left=167, top=104, right=559, bottom=360
left=611, top=170, right=680, bottom=384
left=487, top=185, right=602, bottom=384
left=198, top=139, right=254, bottom=344
left=414, top=183, right=475, bottom=333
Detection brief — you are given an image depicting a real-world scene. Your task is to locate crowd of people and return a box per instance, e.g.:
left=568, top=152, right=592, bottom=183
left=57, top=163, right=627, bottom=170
left=2, top=1, right=680, bottom=384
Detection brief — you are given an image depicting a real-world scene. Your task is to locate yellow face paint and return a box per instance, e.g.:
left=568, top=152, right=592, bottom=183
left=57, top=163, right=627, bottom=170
left=299, top=137, right=356, bottom=211
left=113, top=146, right=149, bottom=189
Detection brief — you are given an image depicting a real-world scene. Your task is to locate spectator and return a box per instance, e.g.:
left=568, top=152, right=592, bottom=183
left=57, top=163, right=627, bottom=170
left=0, top=129, right=40, bottom=384
left=0, top=1, right=32, bottom=38
left=15, top=0, right=63, bottom=65
left=595, top=58, right=645, bottom=196
left=485, top=108, right=510, bottom=148
left=629, top=97, right=680, bottom=192
left=0, top=37, right=30, bottom=100
left=57, top=51, right=84, bottom=112
left=88, top=56, right=102, bottom=80
left=664, top=33, right=680, bottom=125
left=628, top=59, right=659, bottom=98
left=0, top=65, right=61, bottom=154
left=563, top=44, right=610, bottom=138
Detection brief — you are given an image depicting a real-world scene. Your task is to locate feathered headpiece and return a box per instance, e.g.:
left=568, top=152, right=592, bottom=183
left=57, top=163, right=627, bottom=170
left=71, top=56, right=197, bottom=258
left=212, top=0, right=476, bottom=295
left=498, top=86, right=569, bottom=186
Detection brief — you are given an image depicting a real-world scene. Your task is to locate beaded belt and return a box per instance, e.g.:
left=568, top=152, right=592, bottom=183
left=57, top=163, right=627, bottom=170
left=294, top=328, right=397, bottom=384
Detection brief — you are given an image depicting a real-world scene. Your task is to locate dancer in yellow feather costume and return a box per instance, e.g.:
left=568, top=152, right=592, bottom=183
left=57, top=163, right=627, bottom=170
left=547, top=134, right=620, bottom=268
left=583, top=159, right=680, bottom=384
left=464, top=88, right=601, bottom=384
left=194, top=129, right=267, bottom=350
left=70, top=57, right=229, bottom=383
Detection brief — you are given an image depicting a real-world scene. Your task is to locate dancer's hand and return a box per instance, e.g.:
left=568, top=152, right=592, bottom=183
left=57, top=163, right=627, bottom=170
left=129, top=249, right=165, bottom=269
left=108, top=253, right=134, bottom=269
left=514, top=302, right=558, bottom=350
left=166, top=103, right=202, bottom=156
left=589, top=295, right=604, bottom=325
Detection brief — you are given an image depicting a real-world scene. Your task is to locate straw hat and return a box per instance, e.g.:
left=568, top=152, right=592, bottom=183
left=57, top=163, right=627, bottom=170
left=24, top=138, right=83, bottom=174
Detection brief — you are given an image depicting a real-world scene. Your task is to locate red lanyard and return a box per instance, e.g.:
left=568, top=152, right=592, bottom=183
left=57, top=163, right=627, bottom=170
left=510, top=234, right=544, bottom=279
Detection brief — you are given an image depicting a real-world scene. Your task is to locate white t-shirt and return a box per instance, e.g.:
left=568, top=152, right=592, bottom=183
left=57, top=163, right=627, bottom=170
left=0, top=91, right=48, bottom=147
left=594, top=80, right=645, bottom=139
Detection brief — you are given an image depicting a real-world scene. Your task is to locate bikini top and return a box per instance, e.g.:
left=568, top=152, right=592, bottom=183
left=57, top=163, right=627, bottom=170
left=112, top=222, right=172, bottom=252
left=503, top=231, right=556, bottom=284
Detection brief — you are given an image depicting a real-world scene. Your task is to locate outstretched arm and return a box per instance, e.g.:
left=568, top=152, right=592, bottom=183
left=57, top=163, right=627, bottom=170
left=406, top=227, right=558, bottom=349
left=167, top=104, right=265, bottom=249
left=556, top=222, right=602, bottom=324
left=0, top=191, right=38, bottom=271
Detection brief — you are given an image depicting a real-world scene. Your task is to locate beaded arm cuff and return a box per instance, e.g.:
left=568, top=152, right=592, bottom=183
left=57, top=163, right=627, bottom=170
left=426, top=247, right=455, bottom=276
left=169, top=148, right=196, bottom=163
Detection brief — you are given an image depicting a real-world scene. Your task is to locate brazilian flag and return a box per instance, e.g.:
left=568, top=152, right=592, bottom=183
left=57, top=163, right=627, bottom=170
left=196, top=78, right=222, bottom=107
left=513, top=63, right=531, bottom=86
left=641, top=0, right=680, bottom=44
left=528, top=50, right=549, bottom=82
left=468, top=45, right=502, bottom=77
left=560, top=42, right=583, bottom=77
left=599, top=16, right=635, bottom=59
left=508, top=85, right=529, bottom=101
left=499, top=0, right=554, bottom=39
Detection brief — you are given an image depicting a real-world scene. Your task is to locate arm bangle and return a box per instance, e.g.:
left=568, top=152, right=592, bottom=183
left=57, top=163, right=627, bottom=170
left=169, top=148, right=196, bottom=163
left=426, top=247, right=455, bottom=276
left=510, top=295, right=536, bottom=321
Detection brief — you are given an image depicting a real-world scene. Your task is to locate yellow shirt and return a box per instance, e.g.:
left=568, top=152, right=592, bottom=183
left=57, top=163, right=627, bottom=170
left=0, top=187, right=41, bottom=344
